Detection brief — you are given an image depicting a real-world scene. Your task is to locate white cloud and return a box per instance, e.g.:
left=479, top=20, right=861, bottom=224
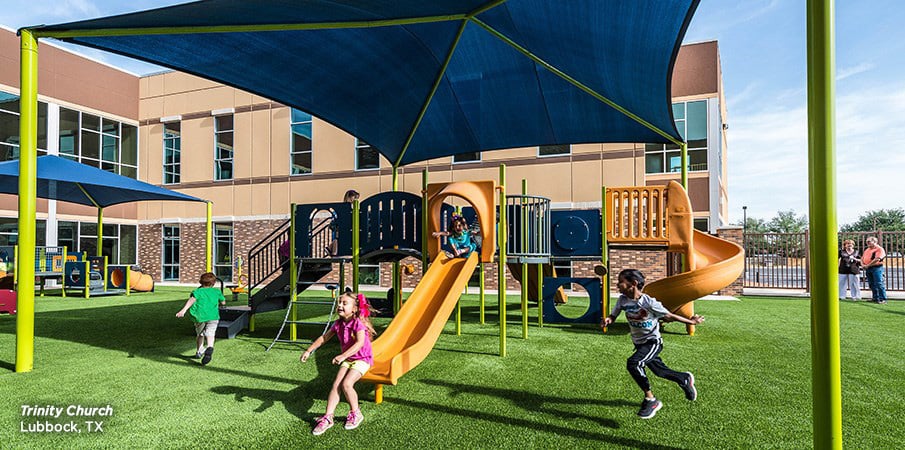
left=729, top=82, right=905, bottom=226
left=837, top=62, right=875, bottom=81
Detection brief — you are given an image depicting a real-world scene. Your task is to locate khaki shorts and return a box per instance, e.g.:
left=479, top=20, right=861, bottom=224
left=340, top=359, right=371, bottom=375
left=194, top=320, right=219, bottom=337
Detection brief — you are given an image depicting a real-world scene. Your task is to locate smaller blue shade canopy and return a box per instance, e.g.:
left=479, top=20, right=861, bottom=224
left=30, top=0, right=698, bottom=166
left=0, top=155, right=204, bottom=207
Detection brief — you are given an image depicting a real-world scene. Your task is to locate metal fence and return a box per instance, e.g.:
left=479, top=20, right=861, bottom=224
left=743, top=230, right=905, bottom=291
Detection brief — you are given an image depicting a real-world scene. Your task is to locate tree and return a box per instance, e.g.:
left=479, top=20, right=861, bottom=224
left=735, top=217, right=769, bottom=233
left=767, top=209, right=808, bottom=233
left=841, top=208, right=905, bottom=232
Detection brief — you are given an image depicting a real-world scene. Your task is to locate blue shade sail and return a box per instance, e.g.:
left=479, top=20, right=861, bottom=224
left=30, top=0, right=698, bottom=166
left=0, top=155, right=204, bottom=207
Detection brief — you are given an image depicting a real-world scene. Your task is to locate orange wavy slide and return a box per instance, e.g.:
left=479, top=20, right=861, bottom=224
left=643, top=229, right=744, bottom=324
left=362, top=251, right=479, bottom=390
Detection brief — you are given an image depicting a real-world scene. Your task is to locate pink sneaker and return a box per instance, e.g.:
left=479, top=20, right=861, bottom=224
left=312, top=415, right=334, bottom=436
left=344, top=409, right=364, bottom=430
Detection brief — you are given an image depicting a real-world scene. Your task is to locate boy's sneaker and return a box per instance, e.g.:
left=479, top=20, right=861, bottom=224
left=637, top=398, right=662, bottom=419
left=344, top=409, right=364, bottom=430
left=312, top=416, right=334, bottom=436
left=680, top=372, right=697, bottom=401
left=201, top=347, right=214, bottom=365
left=194, top=349, right=205, bottom=359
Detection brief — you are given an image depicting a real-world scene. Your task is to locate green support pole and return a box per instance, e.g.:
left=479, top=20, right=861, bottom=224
left=289, top=203, right=298, bottom=342
left=602, top=186, right=610, bottom=332
left=352, top=199, right=360, bottom=293
left=392, top=166, right=402, bottom=311
left=807, top=1, right=842, bottom=448
left=498, top=164, right=507, bottom=357
left=422, top=168, right=429, bottom=273
left=520, top=179, right=528, bottom=339
left=680, top=142, right=688, bottom=189
left=455, top=206, right=462, bottom=335
left=61, top=247, right=67, bottom=298
left=479, top=262, right=485, bottom=324
left=96, top=208, right=103, bottom=256
left=206, top=202, right=213, bottom=273
left=16, top=29, right=38, bottom=373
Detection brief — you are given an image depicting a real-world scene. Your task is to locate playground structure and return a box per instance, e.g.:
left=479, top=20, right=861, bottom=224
left=229, top=172, right=742, bottom=403
left=0, top=244, right=155, bottom=300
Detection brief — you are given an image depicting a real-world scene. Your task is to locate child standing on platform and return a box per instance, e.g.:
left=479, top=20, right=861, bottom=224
left=432, top=213, right=477, bottom=258
left=602, top=269, right=704, bottom=419
left=176, top=272, right=226, bottom=365
left=301, top=292, right=376, bottom=435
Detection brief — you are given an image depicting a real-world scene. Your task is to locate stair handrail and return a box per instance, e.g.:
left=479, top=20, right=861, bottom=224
left=247, top=219, right=290, bottom=293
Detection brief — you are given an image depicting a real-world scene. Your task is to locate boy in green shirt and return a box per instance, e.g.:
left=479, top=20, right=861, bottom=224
left=177, top=272, right=226, bottom=365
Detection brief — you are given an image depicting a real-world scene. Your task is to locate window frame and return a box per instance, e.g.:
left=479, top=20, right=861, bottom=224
left=162, top=224, right=180, bottom=281
left=213, top=222, right=234, bottom=280
left=644, top=100, right=709, bottom=174
left=214, top=114, right=234, bottom=181
left=354, top=139, right=380, bottom=171
left=452, top=151, right=482, bottom=164
left=537, top=144, right=571, bottom=158
left=289, top=109, right=314, bottom=176
left=162, top=121, right=181, bottom=185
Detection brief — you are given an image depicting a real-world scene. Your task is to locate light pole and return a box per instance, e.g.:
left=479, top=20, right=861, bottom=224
left=743, top=206, right=748, bottom=233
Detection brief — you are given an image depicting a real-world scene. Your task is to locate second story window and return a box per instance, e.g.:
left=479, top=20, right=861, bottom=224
left=539, top=144, right=571, bottom=157
left=163, top=122, right=181, bottom=184
left=0, top=91, right=48, bottom=161
left=58, top=106, right=137, bottom=178
left=355, top=139, right=379, bottom=171
left=290, top=109, right=312, bottom=175
left=214, top=114, right=233, bottom=180
left=453, top=152, right=481, bottom=163
left=645, top=100, right=708, bottom=174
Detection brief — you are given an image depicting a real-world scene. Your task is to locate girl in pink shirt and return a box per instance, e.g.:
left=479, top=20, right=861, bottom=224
left=301, top=292, right=376, bottom=435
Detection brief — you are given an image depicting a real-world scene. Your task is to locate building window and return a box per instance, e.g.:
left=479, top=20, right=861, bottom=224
left=645, top=100, right=708, bottom=174
left=0, top=91, right=48, bottom=161
left=0, top=218, right=46, bottom=246
left=290, top=109, right=313, bottom=175
left=61, top=221, right=136, bottom=264
left=214, top=223, right=233, bottom=280
left=693, top=218, right=710, bottom=233
left=162, top=225, right=180, bottom=281
left=539, top=144, right=571, bottom=157
left=57, top=106, right=137, bottom=178
left=214, top=114, right=234, bottom=180
left=453, top=152, right=481, bottom=163
left=163, top=122, right=181, bottom=184
left=355, top=139, right=380, bottom=171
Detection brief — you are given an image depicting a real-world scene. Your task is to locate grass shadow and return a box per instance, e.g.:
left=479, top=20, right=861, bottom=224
left=387, top=392, right=682, bottom=449
left=210, top=349, right=337, bottom=422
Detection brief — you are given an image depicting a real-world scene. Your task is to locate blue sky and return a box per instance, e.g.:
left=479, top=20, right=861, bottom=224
left=5, top=1, right=903, bottom=226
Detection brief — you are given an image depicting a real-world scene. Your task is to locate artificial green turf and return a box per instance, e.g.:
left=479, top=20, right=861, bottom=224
left=0, top=287, right=902, bottom=449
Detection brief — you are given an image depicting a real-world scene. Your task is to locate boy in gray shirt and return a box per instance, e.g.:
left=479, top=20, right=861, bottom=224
left=602, top=269, right=704, bottom=419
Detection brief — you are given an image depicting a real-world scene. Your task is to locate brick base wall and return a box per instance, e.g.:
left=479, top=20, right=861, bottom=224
left=716, top=226, right=744, bottom=296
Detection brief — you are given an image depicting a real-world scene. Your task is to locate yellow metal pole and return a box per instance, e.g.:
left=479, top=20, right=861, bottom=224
left=807, top=0, right=842, bottom=447
left=392, top=166, right=401, bottom=311
left=290, top=203, right=297, bottom=342
left=422, top=168, right=429, bottom=273
left=479, top=262, right=485, bottom=324
left=497, top=164, right=507, bottom=357
left=96, top=207, right=103, bottom=257
left=601, top=186, right=610, bottom=333
left=352, top=199, right=360, bottom=293
left=520, top=179, right=528, bottom=339
left=206, top=202, right=213, bottom=273
left=16, top=29, right=38, bottom=373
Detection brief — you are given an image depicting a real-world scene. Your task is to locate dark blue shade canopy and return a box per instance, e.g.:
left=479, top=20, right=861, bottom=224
left=0, top=155, right=204, bottom=207
left=31, top=0, right=698, bottom=166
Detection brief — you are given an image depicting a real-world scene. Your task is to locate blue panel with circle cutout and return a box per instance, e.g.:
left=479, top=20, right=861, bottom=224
left=542, top=277, right=602, bottom=324
left=551, top=210, right=601, bottom=257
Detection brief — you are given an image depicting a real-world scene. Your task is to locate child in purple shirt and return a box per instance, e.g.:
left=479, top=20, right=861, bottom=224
left=301, top=292, right=376, bottom=435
